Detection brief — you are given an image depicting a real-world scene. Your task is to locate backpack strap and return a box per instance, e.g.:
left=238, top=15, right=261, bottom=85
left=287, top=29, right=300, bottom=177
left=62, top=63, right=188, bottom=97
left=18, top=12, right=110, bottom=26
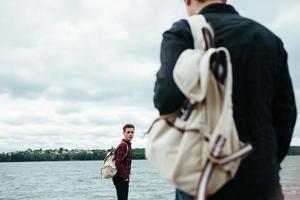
left=187, top=14, right=214, bottom=50
left=173, top=15, right=215, bottom=103
left=116, top=141, right=129, bottom=159
left=121, top=141, right=129, bottom=159
left=186, top=14, right=234, bottom=139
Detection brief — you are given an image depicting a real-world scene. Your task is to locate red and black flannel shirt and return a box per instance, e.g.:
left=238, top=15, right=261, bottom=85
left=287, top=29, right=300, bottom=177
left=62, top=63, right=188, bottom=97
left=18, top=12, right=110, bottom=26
left=115, top=139, right=132, bottom=181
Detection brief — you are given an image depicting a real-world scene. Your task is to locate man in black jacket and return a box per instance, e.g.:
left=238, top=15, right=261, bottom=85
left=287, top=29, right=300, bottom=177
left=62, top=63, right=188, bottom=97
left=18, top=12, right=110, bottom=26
left=154, top=0, right=297, bottom=199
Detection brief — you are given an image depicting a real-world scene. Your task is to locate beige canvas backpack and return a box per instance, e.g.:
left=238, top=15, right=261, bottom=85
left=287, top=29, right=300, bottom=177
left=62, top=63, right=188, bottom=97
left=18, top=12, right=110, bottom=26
left=100, top=142, right=128, bottom=179
left=146, top=15, right=252, bottom=199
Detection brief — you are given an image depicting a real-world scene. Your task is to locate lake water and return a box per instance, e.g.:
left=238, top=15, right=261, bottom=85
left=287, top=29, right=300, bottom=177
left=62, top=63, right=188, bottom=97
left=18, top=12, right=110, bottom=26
left=0, top=156, right=299, bottom=200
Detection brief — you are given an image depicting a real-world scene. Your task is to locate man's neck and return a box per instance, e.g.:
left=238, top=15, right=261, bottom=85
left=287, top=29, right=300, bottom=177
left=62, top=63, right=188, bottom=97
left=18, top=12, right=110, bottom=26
left=122, top=138, right=130, bottom=143
left=192, top=0, right=225, bottom=15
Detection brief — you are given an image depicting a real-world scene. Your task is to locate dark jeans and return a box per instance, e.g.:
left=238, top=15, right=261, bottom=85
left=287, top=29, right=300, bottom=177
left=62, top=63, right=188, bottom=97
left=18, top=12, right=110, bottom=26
left=176, top=189, right=194, bottom=200
left=113, top=176, right=129, bottom=200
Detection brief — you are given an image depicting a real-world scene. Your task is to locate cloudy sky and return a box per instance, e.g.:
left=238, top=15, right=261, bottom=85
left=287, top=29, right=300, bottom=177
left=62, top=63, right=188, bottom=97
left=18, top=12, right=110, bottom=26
left=0, top=0, right=299, bottom=152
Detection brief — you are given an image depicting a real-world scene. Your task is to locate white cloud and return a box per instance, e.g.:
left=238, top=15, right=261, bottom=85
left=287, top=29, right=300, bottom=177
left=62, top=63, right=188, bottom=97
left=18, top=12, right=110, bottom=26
left=272, top=2, right=300, bottom=29
left=0, top=94, right=156, bottom=152
left=291, top=138, right=300, bottom=146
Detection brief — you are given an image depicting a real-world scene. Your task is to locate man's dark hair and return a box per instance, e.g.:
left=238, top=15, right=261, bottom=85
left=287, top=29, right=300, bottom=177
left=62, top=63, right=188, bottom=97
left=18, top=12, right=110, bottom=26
left=123, top=124, right=135, bottom=132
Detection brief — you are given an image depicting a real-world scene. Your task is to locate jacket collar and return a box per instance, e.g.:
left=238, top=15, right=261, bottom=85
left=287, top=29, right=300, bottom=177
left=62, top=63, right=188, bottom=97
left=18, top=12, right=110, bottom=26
left=199, top=3, right=239, bottom=15
left=122, top=138, right=131, bottom=145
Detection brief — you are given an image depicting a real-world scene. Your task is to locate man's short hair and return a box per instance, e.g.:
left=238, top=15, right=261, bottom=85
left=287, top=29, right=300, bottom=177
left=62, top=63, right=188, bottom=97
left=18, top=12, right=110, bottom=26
left=123, top=124, right=135, bottom=132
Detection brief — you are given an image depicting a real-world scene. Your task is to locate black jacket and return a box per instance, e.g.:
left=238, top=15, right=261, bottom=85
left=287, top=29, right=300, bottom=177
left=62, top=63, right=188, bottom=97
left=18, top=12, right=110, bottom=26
left=154, top=4, right=297, bottom=200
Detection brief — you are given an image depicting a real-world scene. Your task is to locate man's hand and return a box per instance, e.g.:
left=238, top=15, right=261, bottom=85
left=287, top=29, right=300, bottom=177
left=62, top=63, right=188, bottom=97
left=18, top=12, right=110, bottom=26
left=124, top=178, right=129, bottom=181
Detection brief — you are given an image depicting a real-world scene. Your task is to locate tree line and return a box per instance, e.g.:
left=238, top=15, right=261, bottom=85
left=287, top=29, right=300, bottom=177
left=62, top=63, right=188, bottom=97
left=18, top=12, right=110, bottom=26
left=1, top=146, right=299, bottom=162
left=0, top=148, right=145, bottom=162
left=288, top=146, right=300, bottom=155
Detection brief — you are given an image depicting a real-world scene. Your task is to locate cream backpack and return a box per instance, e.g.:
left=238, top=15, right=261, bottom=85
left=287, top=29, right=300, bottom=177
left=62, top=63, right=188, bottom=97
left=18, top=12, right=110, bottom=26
left=146, top=15, right=252, bottom=199
left=100, top=142, right=128, bottom=179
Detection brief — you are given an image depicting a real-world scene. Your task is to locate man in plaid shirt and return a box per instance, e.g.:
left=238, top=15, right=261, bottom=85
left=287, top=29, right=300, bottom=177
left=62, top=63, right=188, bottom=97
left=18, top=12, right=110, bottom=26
left=113, top=124, right=134, bottom=200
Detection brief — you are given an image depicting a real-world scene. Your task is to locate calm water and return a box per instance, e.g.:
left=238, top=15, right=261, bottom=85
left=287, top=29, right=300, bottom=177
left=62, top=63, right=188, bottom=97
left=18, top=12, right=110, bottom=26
left=0, top=156, right=299, bottom=200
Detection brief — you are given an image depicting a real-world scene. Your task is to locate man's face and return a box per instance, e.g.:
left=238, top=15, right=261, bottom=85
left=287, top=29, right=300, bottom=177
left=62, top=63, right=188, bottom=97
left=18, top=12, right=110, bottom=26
left=123, top=128, right=134, bottom=142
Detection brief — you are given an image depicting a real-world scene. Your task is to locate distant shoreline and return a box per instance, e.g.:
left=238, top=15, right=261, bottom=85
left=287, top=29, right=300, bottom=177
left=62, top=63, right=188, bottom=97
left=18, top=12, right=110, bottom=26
left=1, top=146, right=299, bottom=162
left=0, top=148, right=145, bottom=162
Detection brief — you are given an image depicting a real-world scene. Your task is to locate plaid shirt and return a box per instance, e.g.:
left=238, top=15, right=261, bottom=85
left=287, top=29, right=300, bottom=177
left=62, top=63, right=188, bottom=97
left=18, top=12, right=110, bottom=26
left=115, top=139, right=132, bottom=180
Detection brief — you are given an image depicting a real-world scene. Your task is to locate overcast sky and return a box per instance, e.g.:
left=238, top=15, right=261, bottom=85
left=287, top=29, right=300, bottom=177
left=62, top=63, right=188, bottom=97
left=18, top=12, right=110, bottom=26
left=0, top=0, right=299, bottom=152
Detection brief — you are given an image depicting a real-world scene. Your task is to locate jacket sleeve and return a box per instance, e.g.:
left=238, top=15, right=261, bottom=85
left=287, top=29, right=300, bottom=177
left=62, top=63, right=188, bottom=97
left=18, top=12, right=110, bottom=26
left=154, top=19, right=194, bottom=115
left=272, top=40, right=297, bottom=164
left=115, top=143, right=127, bottom=179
